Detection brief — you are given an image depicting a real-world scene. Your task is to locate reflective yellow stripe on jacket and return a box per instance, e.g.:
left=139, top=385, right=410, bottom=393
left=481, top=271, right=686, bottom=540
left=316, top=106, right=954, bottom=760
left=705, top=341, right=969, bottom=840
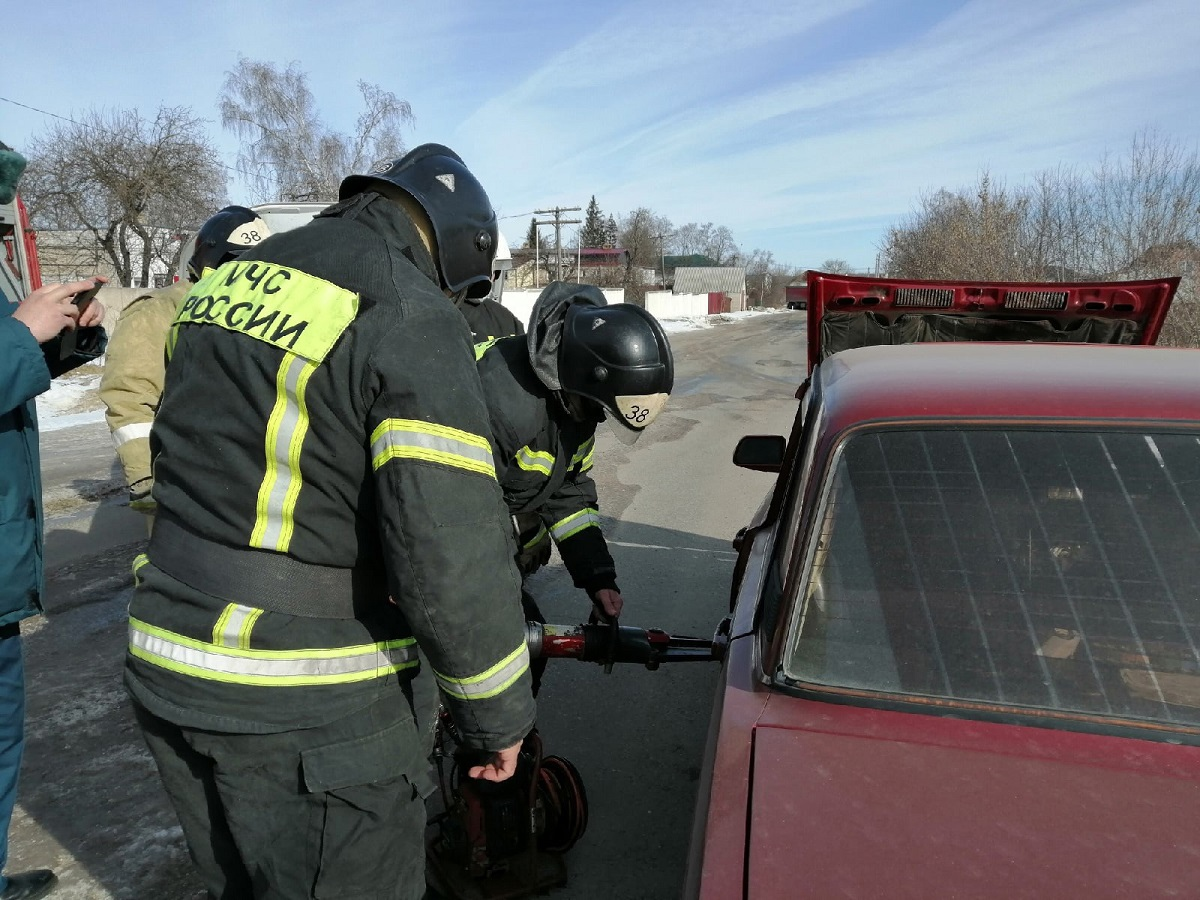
left=132, top=553, right=150, bottom=587
left=371, top=419, right=496, bottom=479
left=128, top=617, right=418, bottom=687
left=474, top=337, right=502, bottom=361
left=570, top=437, right=595, bottom=473
left=434, top=641, right=530, bottom=702
left=212, top=603, right=264, bottom=651
left=523, top=524, right=549, bottom=551
left=251, top=354, right=318, bottom=551
left=550, top=508, right=601, bottom=542
left=515, top=445, right=554, bottom=476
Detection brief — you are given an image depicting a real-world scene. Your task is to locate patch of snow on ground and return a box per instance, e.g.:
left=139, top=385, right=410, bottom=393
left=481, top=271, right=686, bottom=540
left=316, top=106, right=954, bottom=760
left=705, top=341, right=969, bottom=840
left=659, top=307, right=785, bottom=333
left=37, top=372, right=107, bottom=432
left=660, top=317, right=714, bottom=333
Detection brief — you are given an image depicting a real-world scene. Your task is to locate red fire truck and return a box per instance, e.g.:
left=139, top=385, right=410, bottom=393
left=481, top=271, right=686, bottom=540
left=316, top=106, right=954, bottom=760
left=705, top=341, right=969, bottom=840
left=1, top=189, right=41, bottom=303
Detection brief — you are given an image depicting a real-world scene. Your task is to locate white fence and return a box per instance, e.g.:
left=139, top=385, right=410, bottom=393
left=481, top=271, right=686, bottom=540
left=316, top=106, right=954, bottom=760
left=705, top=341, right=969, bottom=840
left=501, top=289, right=626, bottom=329
left=645, top=291, right=709, bottom=319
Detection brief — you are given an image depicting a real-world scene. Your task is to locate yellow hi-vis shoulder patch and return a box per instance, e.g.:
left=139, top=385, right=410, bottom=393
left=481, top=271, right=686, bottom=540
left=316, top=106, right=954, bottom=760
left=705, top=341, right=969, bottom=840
left=172, top=261, right=359, bottom=363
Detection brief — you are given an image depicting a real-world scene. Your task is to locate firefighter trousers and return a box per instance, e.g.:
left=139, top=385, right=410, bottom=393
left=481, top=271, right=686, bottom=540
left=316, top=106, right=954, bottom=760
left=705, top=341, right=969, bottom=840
left=134, top=686, right=437, bottom=900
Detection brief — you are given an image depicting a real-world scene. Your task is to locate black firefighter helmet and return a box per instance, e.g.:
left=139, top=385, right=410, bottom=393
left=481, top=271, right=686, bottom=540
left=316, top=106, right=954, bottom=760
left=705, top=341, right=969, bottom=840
left=339, top=144, right=498, bottom=299
left=187, top=206, right=272, bottom=281
left=558, top=303, right=674, bottom=440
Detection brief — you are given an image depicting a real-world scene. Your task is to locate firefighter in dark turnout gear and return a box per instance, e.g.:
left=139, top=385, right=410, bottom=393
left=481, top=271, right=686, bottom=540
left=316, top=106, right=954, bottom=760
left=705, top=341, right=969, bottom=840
left=125, top=144, right=535, bottom=900
left=475, top=282, right=674, bottom=685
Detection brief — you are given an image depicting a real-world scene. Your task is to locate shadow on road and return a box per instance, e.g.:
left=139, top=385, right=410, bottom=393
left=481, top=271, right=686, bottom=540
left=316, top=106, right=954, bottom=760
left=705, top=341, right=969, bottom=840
left=521, top=518, right=738, bottom=900
left=14, top=513, right=738, bottom=900
left=18, top=457, right=200, bottom=898
left=43, top=465, right=147, bottom=576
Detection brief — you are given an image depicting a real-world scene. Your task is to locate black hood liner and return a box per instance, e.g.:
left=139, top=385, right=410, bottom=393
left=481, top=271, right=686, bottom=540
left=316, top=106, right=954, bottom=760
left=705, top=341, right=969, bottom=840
left=316, top=191, right=440, bottom=288
left=819, top=312, right=1141, bottom=363
left=526, top=281, right=607, bottom=391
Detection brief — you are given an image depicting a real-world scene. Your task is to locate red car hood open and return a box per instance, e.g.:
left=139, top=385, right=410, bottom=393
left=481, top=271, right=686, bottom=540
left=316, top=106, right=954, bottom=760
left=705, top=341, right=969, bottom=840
left=747, top=698, right=1200, bottom=898
left=806, top=271, right=1180, bottom=374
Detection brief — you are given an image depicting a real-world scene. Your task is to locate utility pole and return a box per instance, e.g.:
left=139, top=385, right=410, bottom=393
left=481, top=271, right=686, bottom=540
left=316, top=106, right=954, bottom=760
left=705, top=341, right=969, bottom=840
left=534, top=207, right=581, bottom=281
left=655, top=231, right=668, bottom=289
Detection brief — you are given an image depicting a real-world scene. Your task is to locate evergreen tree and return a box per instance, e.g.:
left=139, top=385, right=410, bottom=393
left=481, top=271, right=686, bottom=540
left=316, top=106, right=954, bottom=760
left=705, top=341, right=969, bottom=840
left=580, top=195, right=607, bottom=247
left=524, top=217, right=539, bottom=249
left=603, top=214, right=619, bottom=248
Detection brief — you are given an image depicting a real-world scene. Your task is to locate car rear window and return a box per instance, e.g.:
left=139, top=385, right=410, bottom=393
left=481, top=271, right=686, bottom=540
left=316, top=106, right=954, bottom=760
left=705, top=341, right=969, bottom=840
left=785, top=428, right=1200, bottom=729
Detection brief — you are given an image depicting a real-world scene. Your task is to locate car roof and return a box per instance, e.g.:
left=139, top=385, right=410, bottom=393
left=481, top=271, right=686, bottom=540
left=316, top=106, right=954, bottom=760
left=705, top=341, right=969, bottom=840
left=816, top=343, right=1200, bottom=434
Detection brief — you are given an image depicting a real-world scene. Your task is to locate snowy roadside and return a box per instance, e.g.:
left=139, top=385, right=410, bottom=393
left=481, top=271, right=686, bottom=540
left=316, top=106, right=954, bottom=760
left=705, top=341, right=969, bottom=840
left=658, top=307, right=787, bottom=334
left=37, top=358, right=107, bottom=433
left=34, top=311, right=788, bottom=432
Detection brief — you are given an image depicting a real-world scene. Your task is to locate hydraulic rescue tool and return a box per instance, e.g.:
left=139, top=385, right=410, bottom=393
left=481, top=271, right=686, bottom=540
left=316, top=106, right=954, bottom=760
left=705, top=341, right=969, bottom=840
left=426, top=618, right=725, bottom=900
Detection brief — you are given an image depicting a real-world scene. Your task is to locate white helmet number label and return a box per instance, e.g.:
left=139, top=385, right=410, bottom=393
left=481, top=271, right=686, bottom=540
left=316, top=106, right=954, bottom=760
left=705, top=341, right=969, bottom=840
left=230, top=219, right=272, bottom=246
left=615, top=393, right=669, bottom=429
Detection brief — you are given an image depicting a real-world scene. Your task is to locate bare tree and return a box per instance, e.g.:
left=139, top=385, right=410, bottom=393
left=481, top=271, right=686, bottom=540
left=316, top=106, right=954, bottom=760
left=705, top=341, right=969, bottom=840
left=820, top=258, right=854, bottom=274
left=881, top=132, right=1200, bottom=345
left=704, top=225, right=738, bottom=265
left=672, top=222, right=738, bottom=265
left=882, top=173, right=1034, bottom=281
left=618, top=208, right=673, bottom=304
left=220, top=57, right=414, bottom=202
left=672, top=222, right=712, bottom=256
left=742, top=248, right=777, bottom=306
left=22, top=106, right=227, bottom=287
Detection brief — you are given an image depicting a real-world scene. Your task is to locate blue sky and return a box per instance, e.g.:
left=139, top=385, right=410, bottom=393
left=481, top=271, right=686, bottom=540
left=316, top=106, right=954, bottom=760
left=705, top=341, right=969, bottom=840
left=5, top=0, right=1200, bottom=271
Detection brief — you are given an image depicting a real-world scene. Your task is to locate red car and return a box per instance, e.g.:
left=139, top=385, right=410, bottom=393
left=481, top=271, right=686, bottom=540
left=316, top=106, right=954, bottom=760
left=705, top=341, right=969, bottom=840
left=685, top=271, right=1200, bottom=898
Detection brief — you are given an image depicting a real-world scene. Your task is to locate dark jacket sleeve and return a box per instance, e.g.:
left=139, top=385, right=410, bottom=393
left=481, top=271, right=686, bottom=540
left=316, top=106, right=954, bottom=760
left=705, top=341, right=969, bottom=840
left=0, top=317, right=51, bottom=415
left=365, top=303, right=535, bottom=752
left=540, top=464, right=619, bottom=596
left=460, top=298, right=524, bottom=342
left=42, top=326, right=107, bottom=379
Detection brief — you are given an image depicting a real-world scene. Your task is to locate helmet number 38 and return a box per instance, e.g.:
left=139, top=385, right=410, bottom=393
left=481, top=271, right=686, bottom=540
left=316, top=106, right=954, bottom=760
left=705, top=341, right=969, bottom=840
left=230, top=224, right=267, bottom=246
left=616, top=393, right=670, bottom=429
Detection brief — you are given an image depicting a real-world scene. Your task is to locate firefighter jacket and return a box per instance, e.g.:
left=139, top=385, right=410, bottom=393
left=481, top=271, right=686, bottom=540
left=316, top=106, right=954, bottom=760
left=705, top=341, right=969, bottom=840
left=124, top=191, right=536, bottom=751
left=475, top=335, right=618, bottom=598
left=457, top=296, right=524, bottom=343
left=454, top=294, right=548, bottom=569
left=98, top=280, right=189, bottom=511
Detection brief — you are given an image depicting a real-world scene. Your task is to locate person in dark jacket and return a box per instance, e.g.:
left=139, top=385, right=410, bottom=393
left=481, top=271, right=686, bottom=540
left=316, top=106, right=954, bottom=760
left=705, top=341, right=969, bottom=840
left=1, top=274, right=106, bottom=900
left=475, top=282, right=674, bottom=691
left=125, top=144, right=535, bottom=900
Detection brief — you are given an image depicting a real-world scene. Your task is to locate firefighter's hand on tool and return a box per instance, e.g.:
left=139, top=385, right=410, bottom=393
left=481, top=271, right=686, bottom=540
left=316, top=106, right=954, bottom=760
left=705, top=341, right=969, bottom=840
left=591, top=588, right=623, bottom=619
left=468, top=740, right=522, bottom=782
left=13, top=277, right=103, bottom=344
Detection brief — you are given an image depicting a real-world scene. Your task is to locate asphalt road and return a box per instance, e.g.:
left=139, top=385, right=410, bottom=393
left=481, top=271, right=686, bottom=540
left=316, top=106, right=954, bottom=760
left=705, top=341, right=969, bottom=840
left=20, top=310, right=808, bottom=899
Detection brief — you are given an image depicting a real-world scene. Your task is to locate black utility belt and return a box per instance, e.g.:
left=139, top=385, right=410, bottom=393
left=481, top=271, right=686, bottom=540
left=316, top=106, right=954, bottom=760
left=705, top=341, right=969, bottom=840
left=147, top=514, right=386, bottom=619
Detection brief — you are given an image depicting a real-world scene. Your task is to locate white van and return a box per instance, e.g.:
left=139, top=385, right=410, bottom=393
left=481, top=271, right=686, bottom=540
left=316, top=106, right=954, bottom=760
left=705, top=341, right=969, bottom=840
left=176, top=201, right=333, bottom=281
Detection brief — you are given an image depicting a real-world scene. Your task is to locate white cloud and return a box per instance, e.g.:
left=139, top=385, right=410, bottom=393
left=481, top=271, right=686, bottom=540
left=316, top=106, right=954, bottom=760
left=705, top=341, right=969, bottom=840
left=7, top=0, right=1200, bottom=269
left=463, top=0, right=1200, bottom=266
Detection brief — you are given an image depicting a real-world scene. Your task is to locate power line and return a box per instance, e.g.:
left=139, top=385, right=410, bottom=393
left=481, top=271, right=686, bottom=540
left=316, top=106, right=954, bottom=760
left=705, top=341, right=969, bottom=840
left=0, top=94, right=259, bottom=182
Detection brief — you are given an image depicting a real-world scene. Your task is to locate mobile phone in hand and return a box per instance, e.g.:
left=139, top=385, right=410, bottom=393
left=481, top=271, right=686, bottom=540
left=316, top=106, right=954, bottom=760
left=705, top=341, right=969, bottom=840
left=72, top=280, right=103, bottom=315
left=58, top=280, right=103, bottom=361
